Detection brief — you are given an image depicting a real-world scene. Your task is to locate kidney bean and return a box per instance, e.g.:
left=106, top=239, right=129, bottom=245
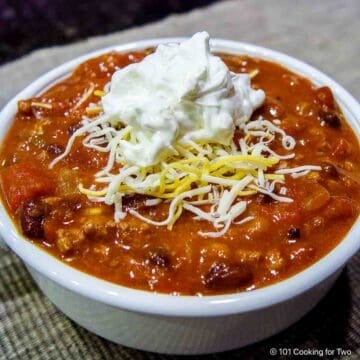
left=147, top=248, right=170, bottom=268
left=322, top=162, right=338, bottom=177
left=46, top=144, right=64, bottom=155
left=204, top=262, right=252, bottom=290
left=256, top=193, right=273, bottom=204
left=232, top=129, right=246, bottom=150
left=287, top=227, right=301, bottom=239
left=318, top=111, right=341, bottom=128
left=20, top=199, right=47, bottom=238
left=67, top=123, right=81, bottom=135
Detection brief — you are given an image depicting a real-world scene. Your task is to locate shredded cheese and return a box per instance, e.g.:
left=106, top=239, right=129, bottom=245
left=249, top=69, right=259, bottom=79
left=94, top=89, right=106, bottom=97
left=49, top=99, right=322, bottom=237
left=275, top=165, right=322, bottom=178
left=73, top=85, right=95, bottom=110
left=48, top=36, right=323, bottom=237
left=31, top=102, right=52, bottom=110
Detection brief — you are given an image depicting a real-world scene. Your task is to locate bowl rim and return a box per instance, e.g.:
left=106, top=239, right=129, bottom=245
left=0, top=37, right=359, bottom=317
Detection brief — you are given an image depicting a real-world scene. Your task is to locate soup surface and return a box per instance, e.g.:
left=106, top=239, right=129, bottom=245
left=0, top=50, right=359, bottom=295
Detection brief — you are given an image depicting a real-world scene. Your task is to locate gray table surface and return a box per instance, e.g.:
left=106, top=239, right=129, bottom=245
left=0, top=0, right=359, bottom=359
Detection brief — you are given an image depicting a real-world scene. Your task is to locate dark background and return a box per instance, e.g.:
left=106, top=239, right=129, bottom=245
left=0, top=0, right=220, bottom=65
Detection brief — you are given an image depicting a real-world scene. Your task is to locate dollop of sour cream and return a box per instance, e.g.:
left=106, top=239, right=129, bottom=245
left=102, top=31, right=265, bottom=166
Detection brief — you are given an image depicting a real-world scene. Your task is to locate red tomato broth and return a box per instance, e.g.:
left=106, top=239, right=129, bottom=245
left=0, top=50, right=359, bottom=295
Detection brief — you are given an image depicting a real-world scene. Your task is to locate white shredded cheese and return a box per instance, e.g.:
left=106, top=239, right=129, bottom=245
left=145, top=198, right=162, bottom=207
left=275, top=165, right=322, bottom=178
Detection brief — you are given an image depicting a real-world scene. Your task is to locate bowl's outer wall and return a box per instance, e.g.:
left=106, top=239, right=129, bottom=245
left=28, top=265, right=342, bottom=354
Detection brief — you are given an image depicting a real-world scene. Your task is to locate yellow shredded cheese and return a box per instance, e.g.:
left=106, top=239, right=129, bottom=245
left=73, top=85, right=95, bottom=110
left=94, top=89, right=106, bottom=97
left=249, top=69, right=260, bottom=79
left=31, top=102, right=52, bottom=110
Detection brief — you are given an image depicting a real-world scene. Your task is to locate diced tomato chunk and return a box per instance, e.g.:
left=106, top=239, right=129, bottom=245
left=323, top=196, right=355, bottom=220
left=0, top=163, right=54, bottom=212
left=302, top=183, right=330, bottom=212
left=314, top=86, right=335, bottom=110
left=332, top=138, right=352, bottom=157
left=271, top=202, right=303, bottom=229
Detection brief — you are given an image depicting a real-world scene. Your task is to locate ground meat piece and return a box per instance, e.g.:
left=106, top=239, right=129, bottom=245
left=93, top=244, right=110, bottom=261
left=122, top=194, right=149, bottom=211
left=289, top=246, right=315, bottom=263
left=56, top=228, right=85, bottom=253
left=18, top=100, right=32, bottom=114
left=314, top=86, right=335, bottom=110
left=265, top=250, right=285, bottom=271
left=235, top=249, right=262, bottom=264
left=83, top=220, right=117, bottom=241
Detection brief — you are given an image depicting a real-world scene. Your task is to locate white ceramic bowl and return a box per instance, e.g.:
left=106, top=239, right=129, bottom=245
left=0, top=38, right=359, bottom=355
